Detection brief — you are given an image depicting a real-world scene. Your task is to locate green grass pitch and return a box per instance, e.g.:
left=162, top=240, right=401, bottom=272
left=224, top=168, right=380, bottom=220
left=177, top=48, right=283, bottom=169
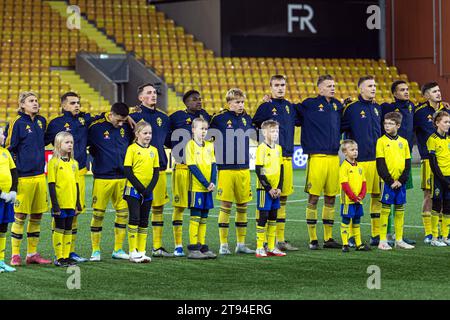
left=1, top=166, right=448, bottom=300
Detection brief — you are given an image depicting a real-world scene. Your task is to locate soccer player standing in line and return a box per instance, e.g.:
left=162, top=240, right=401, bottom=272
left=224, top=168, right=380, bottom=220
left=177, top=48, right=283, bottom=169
left=255, top=120, right=285, bottom=257
left=376, top=112, right=413, bottom=250
left=426, top=111, right=450, bottom=246
left=342, top=76, right=383, bottom=247
left=186, top=118, right=217, bottom=259
left=129, top=83, right=173, bottom=257
left=48, top=132, right=82, bottom=267
left=297, top=75, right=343, bottom=249
left=0, top=127, right=18, bottom=272
left=168, top=90, right=210, bottom=257
left=88, top=102, right=133, bottom=261
left=210, top=88, right=255, bottom=255
left=253, top=75, right=299, bottom=251
left=124, top=121, right=159, bottom=263
left=6, top=92, right=51, bottom=266
left=414, top=82, right=450, bottom=245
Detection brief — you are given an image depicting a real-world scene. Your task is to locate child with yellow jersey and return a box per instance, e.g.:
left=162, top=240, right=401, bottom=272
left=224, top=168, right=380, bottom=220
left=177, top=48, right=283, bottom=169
left=339, top=140, right=370, bottom=252
left=123, top=121, right=160, bottom=263
left=0, top=127, right=18, bottom=272
left=186, top=118, right=217, bottom=259
left=48, top=132, right=82, bottom=267
left=427, top=111, right=450, bottom=246
left=376, top=112, right=413, bottom=250
left=255, top=120, right=285, bottom=257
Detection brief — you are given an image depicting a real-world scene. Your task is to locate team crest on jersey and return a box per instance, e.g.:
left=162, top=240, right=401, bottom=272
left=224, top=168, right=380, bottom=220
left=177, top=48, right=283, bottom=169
left=384, top=194, right=389, bottom=201
left=25, top=125, right=32, bottom=133
left=14, top=200, right=20, bottom=208
left=72, top=164, right=77, bottom=172
left=79, top=117, right=85, bottom=126
left=360, top=111, right=366, bottom=118
left=157, top=117, right=162, bottom=127
left=64, top=123, right=71, bottom=131
left=395, top=108, right=400, bottom=112
left=333, top=103, right=337, bottom=111
left=2, top=152, right=7, bottom=159
left=435, top=188, right=440, bottom=197
left=427, top=115, right=433, bottom=122
left=398, top=142, right=403, bottom=149
left=218, top=188, right=223, bottom=196
left=272, top=108, right=278, bottom=115
left=285, top=105, right=290, bottom=114
left=408, top=105, right=412, bottom=113
left=150, top=151, right=155, bottom=158
left=197, top=197, right=202, bottom=205
left=186, top=118, right=192, bottom=125
left=318, top=104, right=324, bottom=112
left=227, top=120, right=233, bottom=128
left=358, top=168, right=362, bottom=175
left=374, top=108, right=379, bottom=117
left=242, top=118, right=247, bottom=126
left=103, top=130, right=110, bottom=139
left=174, top=195, right=180, bottom=203
left=120, top=128, right=125, bottom=138
left=37, top=120, right=43, bottom=129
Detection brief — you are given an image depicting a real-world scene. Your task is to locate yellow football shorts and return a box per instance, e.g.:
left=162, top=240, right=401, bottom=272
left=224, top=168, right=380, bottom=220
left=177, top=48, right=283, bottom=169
left=152, top=170, right=170, bottom=207
left=304, top=154, right=340, bottom=196
left=359, top=160, right=381, bottom=194
left=172, top=163, right=189, bottom=208
left=281, top=157, right=294, bottom=197
left=217, top=169, right=252, bottom=204
left=78, top=168, right=87, bottom=213
left=92, top=178, right=128, bottom=211
left=14, top=174, right=48, bottom=214
left=421, top=159, right=432, bottom=190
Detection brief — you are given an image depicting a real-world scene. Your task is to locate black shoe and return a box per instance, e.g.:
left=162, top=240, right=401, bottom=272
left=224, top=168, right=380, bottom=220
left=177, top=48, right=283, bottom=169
left=54, top=258, right=68, bottom=267
left=342, top=245, right=350, bottom=253
left=64, top=258, right=77, bottom=266
left=309, top=240, right=320, bottom=250
left=348, top=237, right=356, bottom=248
left=403, top=237, right=416, bottom=245
left=323, top=238, right=341, bottom=249
left=356, top=243, right=371, bottom=251
left=369, top=235, right=380, bottom=246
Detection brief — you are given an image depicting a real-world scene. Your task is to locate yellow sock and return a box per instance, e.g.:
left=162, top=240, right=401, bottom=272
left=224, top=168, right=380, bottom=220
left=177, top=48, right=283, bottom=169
left=11, top=216, right=25, bottom=256
left=63, top=231, right=72, bottom=259
left=114, top=209, right=128, bottom=252
left=370, top=196, right=381, bottom=237
left=90, top=210, right=105, bottom=252
left=340, top=223, right=349, bottom=245
left=128, top=224, right=138, bottom=253
left=267, top=220, right=277, bottom=251
left=27, top=218, right=41, bottom=255
left=348, top=220, right=354, bottom=238
left=353, top=223, right=362, bottom=246
left=236, top=205, right=248, bottom=244
left=198, top=218, right=207, bottom=245
left=151, top=207, right=163, bottom=249
left=431, top=211, right=440, bottom=238
left=189, top=216, right=200, bottom=246
left=172, top=207, right=184, bottom=247
left=70, top=215, right=78, bottom=253
left=322, top=204, right=335, bottom=241
left=442, top=215, right=450, bottom=239
left=137, top=227, right=148, bottom=253
left=52, top=228, right=64, bottom=260
left=276, top=200, right=286, bottom=242
left=394, top=205, right=405, bottom=241
left=256, top=225, right=266, bottom=249
left=306, top=203, right=318, bottom=242
left=380, top=204, right=391, bottom=241
left=439, top=213, right=443, bottom=237
left=218, top=206, right=231, bottom=245
left=422, top=211, right=432, bottom=236
left=0, top=232, right=5, bottom=261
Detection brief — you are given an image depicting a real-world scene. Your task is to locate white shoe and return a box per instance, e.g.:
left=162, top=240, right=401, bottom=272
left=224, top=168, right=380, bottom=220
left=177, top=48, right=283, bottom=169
left=378, top=241, right=392, bottom=251
left=267, top=247, right=286, bottom=256
left=219, top=244, right=232, bottom=255
left=129, top=251, right=144, bottom=263
left=255, top=248, right=267, bottom=257
left=89, top=250, right=101, bottom=262
left=395, top=240, right=415, bottom=249
left=112, top=249, right=130, bottom=260
left=442, top=238, right=450, bottom=246
left=138, top=251, right=151, bottom=263
left=431, top=238, right=447, bottom=247
left=235, top=243, right=255, bottom=254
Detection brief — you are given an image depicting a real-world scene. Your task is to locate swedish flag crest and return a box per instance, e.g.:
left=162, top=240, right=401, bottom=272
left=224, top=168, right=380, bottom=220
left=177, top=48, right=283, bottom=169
left=242, top=117, right=247, bottom=126
left=157, top=117, right=162, bottom=127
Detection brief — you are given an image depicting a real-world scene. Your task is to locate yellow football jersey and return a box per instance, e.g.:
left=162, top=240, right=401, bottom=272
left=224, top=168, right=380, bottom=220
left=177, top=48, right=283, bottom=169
left=255, top=143, right=283, bottom=190
left=47, top=157, right=79, bottom=209
left=186, top=139, right=216, bottom=192
left=124, top=143, right=159, bottom=188
left=426, top=132, right=450, bottom=176
left=339, top=160, right=366, bottom=204
left=0, top=146, right=15, bottom=192
left=376, top=135, right=411, bottom=180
